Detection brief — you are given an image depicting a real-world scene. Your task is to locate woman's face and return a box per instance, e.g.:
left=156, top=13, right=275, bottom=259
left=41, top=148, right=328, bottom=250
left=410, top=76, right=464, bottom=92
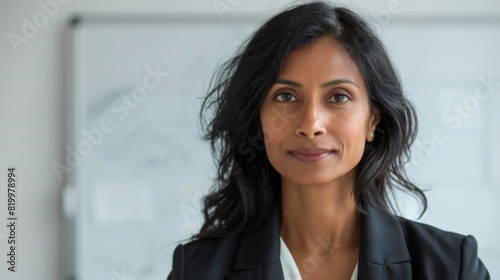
left=260, top=37, right=379, bottom=187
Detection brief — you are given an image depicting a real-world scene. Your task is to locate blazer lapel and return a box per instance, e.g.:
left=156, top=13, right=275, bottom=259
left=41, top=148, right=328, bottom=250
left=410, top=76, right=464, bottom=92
left=358, top=204, right=412, bottom=280
left=225, top=200, right=413, bottom=280
left=226, top=203, right=284, bottom=280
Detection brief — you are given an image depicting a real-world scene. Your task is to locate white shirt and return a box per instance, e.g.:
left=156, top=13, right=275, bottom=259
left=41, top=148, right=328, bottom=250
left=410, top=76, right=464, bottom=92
left=280, top=237, right=358, bottom=280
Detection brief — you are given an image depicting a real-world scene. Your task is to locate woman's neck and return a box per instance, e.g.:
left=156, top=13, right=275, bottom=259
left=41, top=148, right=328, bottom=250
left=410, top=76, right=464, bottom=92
left=279, top=177, right=361, bottom=256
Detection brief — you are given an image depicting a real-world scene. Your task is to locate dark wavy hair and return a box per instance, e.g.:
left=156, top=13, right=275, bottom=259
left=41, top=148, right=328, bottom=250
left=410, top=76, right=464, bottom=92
left=195, top=1, right=426, bottom=239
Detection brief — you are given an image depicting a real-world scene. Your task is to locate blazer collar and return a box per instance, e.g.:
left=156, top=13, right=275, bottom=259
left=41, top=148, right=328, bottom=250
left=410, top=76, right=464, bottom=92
left=357, top=203, right=412, bottom=279
left=229, top=201, right=412, bottom=280
left=228, top=202, right=283, bottom=279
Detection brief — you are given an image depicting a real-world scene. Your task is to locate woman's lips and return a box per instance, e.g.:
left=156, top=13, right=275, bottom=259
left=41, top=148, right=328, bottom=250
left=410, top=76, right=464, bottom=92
left=289, top=148, right=335, bottom=163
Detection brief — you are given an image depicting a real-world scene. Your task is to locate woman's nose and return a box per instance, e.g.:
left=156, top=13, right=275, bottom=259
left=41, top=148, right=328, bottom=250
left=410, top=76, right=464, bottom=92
left=294, top=102, right=327, bottom=138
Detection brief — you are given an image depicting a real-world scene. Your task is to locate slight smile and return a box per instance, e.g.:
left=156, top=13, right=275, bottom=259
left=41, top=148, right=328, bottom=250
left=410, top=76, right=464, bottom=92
left=288, top=148, right=335, bottom=163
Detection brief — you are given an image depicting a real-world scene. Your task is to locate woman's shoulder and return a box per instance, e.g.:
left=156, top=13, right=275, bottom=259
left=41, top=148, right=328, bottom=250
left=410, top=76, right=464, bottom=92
left=176, top=235, right=239, bottom=259
left=395, top=216, right=490, bottom=279
left=168, top=236, right=240, bottom=280
left=396, top=216, right=467, bottom=247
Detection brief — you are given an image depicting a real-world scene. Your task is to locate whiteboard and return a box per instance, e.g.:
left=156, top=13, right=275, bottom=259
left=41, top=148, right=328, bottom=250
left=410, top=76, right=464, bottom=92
left=64, top=15, right=500, bottom=279
left=65, top=15, right=258, bottom=280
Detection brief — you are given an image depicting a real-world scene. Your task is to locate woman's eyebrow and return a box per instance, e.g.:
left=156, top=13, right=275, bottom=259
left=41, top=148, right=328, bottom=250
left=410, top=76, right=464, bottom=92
left=276, top=78, right=359, bottom=89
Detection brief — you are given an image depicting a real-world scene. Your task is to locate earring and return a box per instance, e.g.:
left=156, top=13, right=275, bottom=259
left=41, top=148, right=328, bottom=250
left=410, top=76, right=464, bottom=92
left=370, top=132, right=374, bottom=138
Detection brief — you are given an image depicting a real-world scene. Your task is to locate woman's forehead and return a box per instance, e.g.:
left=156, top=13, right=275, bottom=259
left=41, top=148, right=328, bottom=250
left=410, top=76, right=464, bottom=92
left=279, top=37, right=366, bottom=90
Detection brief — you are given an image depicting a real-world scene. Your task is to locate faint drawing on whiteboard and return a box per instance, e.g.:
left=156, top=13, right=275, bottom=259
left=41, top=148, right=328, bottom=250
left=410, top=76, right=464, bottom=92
left=68, top=18, right=257, bottom=280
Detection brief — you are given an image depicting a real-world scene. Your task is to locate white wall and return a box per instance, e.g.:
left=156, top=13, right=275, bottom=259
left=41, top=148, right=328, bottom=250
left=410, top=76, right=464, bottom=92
left=0, top=0, right=499, bottom=279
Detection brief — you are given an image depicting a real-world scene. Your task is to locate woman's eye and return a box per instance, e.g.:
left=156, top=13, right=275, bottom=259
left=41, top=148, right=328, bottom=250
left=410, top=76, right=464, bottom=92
left=329, top=94, right=350, bottom=103
left=274, top=92, right=297, bottom=102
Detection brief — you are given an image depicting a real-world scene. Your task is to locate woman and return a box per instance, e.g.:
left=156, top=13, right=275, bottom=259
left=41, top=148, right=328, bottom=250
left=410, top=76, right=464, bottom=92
left=168, top=2, right=490, bottom=279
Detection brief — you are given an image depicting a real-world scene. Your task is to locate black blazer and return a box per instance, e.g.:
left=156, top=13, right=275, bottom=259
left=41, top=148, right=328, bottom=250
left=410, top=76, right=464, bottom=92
left=167, top=203, right=490, bottom=280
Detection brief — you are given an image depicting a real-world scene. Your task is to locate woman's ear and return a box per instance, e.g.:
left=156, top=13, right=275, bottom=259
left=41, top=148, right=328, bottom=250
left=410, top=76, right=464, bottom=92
left=367, top=108, right=381, bottom=142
